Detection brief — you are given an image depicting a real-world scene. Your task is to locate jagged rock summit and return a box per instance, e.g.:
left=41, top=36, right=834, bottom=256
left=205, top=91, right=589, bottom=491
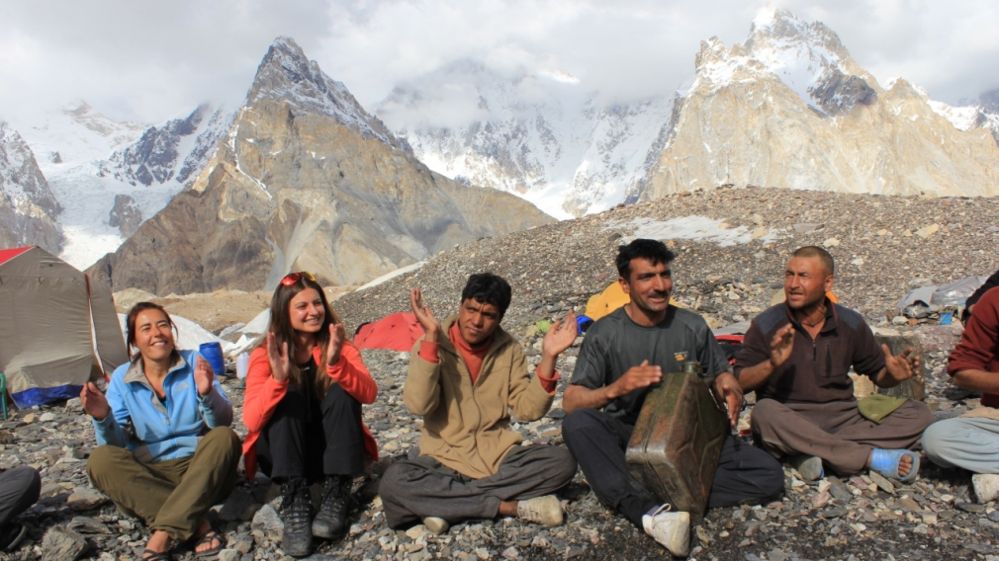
left=639, top=8, right=999, bottom=199
left=88, top=37, right=552, bottom=295
left=0, top=121, right=64, bottom=251
left=106, top=103, right=231, bottom=191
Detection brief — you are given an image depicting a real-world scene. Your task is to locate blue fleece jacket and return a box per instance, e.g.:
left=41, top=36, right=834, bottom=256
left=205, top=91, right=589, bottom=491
left=93, top=349, right=233, bottom=463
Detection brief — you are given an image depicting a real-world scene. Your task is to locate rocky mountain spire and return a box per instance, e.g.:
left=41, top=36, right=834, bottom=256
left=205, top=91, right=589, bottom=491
left=0, top=121, right=64, bottom=251
left=247, top=36, right=406, bottom=152
left=638, top=8, right=999, bottom=201
left=88, top=38, right=551, bottom=295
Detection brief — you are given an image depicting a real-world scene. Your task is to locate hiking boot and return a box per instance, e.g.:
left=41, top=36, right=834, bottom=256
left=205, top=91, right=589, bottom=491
left=516, top=495, right=563, bottom=527
left=0, top=523, right=26, bottom=552
left=642, top=504, right=690, bottom=557
left=312, top=475, right=351, bottom=539
left=790, top=455, right=825, bottom=482
left=279, top=478, right=313, bottom=557
left=422, top=516, right=449, bottom=535
left=973, top=473, right=999, bottom=503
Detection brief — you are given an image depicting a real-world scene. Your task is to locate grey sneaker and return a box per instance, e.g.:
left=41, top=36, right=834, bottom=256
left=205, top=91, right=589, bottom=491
left=972, top=473, right=999, bottom=503
left=422, top=516, right=449, bottom=535
left=791, top=455, right=825, bottom=481
left=516, top=495, right=563, bottom=527
left=642, top=504, right=690, bottom=557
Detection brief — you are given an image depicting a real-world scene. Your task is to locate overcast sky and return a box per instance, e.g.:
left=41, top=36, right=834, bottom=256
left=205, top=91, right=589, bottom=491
left=2, top=0, right=997, bottom=125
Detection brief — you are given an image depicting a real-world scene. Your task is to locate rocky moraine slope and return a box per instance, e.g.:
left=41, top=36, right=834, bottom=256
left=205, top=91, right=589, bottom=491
left=2, top=188, right=997, bottom=561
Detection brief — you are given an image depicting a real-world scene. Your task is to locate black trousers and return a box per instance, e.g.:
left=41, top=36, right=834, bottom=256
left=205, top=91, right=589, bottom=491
left=255, top=382, right=365, bottom=482
left=0, top=467, right=39, bottom=528
left=562, top=408, right=784, bottom=526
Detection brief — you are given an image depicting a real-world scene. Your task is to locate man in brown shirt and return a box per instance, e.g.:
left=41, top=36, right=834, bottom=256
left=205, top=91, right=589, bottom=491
left=735, top=246, right=932, bottom=481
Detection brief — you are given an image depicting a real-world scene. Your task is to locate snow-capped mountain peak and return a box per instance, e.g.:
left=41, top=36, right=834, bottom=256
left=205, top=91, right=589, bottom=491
left=248, top=37, right=406, bottom=152
left=378, top=59, right=672, bottom=217
left=696, top=8, right=876, bottom=116
left=0, top=121, right=64, bottom=251
left=106, top=103, right=231, bottom=187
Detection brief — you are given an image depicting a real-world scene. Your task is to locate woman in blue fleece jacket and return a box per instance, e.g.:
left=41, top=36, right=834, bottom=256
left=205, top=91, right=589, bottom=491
left=81, top=302, right=241, bottom=561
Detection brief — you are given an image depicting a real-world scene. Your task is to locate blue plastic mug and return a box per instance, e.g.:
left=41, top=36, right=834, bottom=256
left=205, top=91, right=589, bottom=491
left=199, top=342, right=225, bottom=376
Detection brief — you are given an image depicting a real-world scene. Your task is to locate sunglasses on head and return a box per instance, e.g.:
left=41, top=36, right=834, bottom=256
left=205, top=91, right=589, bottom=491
left=280, top=271, right=317, bottom=286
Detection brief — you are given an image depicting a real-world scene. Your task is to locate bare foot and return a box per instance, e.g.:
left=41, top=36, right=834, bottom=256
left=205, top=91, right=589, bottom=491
left=191, top=519, right=223, bottom=556
left=897, top=454, right=912, bottom=477
left=142, top=530, right=172, bottom=558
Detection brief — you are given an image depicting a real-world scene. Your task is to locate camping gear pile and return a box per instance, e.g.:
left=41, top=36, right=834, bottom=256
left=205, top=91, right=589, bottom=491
left=896, top=276, right=988, bottom=325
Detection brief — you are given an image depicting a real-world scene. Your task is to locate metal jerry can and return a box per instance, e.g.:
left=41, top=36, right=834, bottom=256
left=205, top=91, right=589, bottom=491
left=625, top=361, right=727, bottom=515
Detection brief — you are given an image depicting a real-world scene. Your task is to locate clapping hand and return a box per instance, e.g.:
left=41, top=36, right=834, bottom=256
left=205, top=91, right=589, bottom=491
left=266, top=332, right=291, bottom=382
left=607, top=360, right=663, bottom=400
left=768, top=323, right=795, bottom=369
left=80, top=382, right=110, bottom=421
left=326, top=323, right=346, bottom=366
left=410, top=287, right=441, bottom=342
left=194, top=355, right=214, bottom=396
left=541, top=311, right=578, bottom=359
left=883, top=344, right=918, bottom=383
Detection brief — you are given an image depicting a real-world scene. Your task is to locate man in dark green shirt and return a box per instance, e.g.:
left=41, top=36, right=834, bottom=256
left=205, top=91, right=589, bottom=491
left=562, top=239, right=783, bottom=557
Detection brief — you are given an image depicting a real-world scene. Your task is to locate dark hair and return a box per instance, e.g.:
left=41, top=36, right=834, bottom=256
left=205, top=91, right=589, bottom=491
left=616, top=239, right=675, bottom=278
left=125, top=301, right=180, bottom=363
left=267, top=273, right=341, bottom=395
left=461, top=273, right=512, bottom=318
left=792, top=246, right=835, bottom=276
left=962, top=269, right=999, bottom=324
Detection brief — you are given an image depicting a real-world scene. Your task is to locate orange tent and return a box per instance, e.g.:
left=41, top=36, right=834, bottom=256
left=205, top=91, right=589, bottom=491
left=585, top=282, right=631, bottom=321
left=354, top=312, right=425, bottom=352
left=585, top=281, right=681, bottom=321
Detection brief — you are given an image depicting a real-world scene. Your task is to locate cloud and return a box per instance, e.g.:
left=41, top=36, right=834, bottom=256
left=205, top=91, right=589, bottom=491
left=0, top=0, right=996, bottom=129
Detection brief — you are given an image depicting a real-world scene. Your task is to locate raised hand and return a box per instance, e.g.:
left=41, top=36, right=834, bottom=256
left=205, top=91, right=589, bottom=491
left=883, top=344, right=917, bottom=383
left=194, top=355, right=214, bottom=396
left=326, top=322, right=346, bottom=366
left=266, top=332, right=292, bottom=382
left=712, top=372, right=744, bottom=427
left=542, top=311, right=578, bottom=358
left=410, top=287, right=441, bottom=341
left=608, top=360, right=662, bottom=400
left=769, top=323, right=795, bottom=368
left=80, top=382, right=110, bottom=421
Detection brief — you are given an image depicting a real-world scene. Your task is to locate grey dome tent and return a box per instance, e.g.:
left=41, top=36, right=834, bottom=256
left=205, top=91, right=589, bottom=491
left=0, top=246, right=128, bottom=407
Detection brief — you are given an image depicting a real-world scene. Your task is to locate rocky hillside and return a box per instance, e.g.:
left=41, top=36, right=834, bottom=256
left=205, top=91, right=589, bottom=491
left=0, top=121, right=63, bottom=251
left=87, top=38, right=552, bottom=295
left=334, top=186, right=999, bottom=335
left=639, top=9, right=999, bottom=200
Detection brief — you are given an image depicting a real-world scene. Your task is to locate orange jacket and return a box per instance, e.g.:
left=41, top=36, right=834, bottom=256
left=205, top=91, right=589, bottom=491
left=241, top=340, right=378, bottom=479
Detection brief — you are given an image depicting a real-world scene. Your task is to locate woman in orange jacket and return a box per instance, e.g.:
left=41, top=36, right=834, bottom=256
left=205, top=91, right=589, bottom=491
left=242, top=272, right=378, bottom=558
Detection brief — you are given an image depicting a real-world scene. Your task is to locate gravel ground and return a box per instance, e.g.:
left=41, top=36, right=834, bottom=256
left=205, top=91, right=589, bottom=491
left=1, top=187, right=997, bottom=560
